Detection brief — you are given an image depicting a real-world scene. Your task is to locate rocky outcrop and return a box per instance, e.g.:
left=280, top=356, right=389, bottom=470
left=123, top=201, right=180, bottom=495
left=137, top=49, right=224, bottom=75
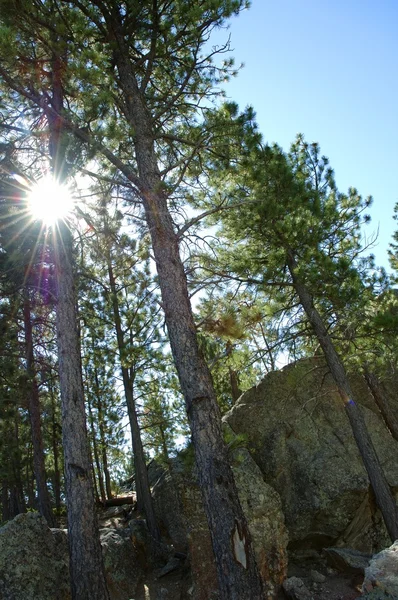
left=0, top=512, right=71, bottom=600
left=100, top=528, right=142, bottom=600
left=362, top=541, right=398, bottom=597
left=0, top=512, right=144, bottom=600
left=152, top=440, right=288, bottom=600
left=224, top=358, right=398, bottom=553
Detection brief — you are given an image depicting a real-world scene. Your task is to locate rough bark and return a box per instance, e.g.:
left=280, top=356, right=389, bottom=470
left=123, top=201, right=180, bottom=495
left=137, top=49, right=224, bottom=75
left=54, top=223, right=110, bottom=600
left=287, top=252, right=398, bottom=542
left=364, top=370, right=398, bottom=442
left=112, top=51, right=265, bottom=598
left=106, top=256, right=160, bottom=540
left=23, top=293, right=55, bottom=526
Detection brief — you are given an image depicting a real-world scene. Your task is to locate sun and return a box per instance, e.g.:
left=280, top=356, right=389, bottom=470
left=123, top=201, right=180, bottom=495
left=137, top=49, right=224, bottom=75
left=27, top=175, right=74, bottom=226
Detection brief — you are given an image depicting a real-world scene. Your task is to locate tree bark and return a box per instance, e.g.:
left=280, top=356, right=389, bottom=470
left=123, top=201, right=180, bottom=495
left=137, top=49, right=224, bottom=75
left=113, top=53, right=265, bottom=598
left=364, top=369, right=398, bottom=442
left=287, top=252, right=398, bottom=542
left=54, top=223, right=110, bottom=600
left=23, top=292, right=55, bottom=526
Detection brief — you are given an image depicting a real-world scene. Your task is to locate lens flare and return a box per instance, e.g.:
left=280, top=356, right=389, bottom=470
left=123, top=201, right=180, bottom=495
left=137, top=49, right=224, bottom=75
left=27, top=176, right=74, bottom=226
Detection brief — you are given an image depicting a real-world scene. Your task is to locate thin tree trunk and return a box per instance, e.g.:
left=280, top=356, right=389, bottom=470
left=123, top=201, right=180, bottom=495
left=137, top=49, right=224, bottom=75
left=287, top=252, right=398, bottom=542
left=94, top=367, right=112, bottom=500
left=229, top=368, right=242, bottom=403
left=113, top=52, right=265, bottom=598
left=1, top=480, right=10, bottom=522
left=50, top=384, right=62, bottom=520
left=12, top=410, right=26, bottom=515
left=53, top=222, right=110, bottom=600
left=23, top=292, right=54, bottom=526
left=87, top=394, right=106, bottom=503
left=364, top=369, right=398, bottom=442
left=106, top=255, right=160, bottom=540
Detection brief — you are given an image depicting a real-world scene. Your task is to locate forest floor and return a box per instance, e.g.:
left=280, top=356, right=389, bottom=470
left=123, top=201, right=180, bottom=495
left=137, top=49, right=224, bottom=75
left=99, top=506, right=365, bottom=600
left=129, top=568, right=363, bottom=599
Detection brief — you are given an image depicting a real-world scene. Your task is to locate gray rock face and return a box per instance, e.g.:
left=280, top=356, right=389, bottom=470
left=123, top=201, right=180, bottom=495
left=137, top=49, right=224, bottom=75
left=282, top=576, right=313, bottom=599
left=224, top=358, right=398, bottom=553
left=0, top=513, right=144, bottom=600
left=0, top=512, right=71, bottom=600
left=362, top=541, right=398, bottom=597
left=100, top=528, right=142, bottom=600
left=324, top=547, right=372, bottom=574
left=152, top=443, right=288, bottom=600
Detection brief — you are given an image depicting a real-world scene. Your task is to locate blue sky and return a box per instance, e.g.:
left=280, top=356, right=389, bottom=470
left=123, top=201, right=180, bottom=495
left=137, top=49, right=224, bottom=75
left=210, top=0, right=398, bottom=269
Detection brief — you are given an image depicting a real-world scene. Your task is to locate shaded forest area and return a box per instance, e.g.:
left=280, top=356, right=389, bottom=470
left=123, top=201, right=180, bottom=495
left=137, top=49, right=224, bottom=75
left=0, top=1, right=398, bottom=599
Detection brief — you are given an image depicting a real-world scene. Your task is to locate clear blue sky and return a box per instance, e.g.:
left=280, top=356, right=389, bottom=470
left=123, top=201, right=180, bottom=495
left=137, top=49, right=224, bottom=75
left=210, top=0, right=398, bottom=269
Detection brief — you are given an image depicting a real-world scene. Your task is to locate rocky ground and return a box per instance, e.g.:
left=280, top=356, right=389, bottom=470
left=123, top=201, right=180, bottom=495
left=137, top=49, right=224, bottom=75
left=99, top=505, right=369, bottom=600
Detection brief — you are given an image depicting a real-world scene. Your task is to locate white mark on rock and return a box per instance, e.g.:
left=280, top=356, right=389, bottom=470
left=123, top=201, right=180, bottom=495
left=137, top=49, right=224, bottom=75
left=232, top=522, right=248, bottom=569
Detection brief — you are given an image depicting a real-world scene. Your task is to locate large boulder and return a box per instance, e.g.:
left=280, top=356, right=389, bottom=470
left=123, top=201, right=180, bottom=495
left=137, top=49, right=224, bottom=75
left=0, top=512, right=70, bottom=600
left=152, top=441, right=288, bottom=600
left=223, top=358, right=398, bottom=553
left=0, top=512, right=144, bottom=600
left=362, top=541, right=398, bottom=597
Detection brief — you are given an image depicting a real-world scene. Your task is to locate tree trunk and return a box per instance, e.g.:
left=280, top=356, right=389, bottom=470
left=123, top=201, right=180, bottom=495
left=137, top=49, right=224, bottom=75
left=23, top=292, right=55, bottom=526
left=99, top=496, right=136, bottom=508
left=1, top=480, right=10, bottom=522
left=50, top=385, right=62, bottom=519
left=364, top=369, right=398, bottom=442
left=114, top=56, right=265, bottom=598
left=12, top=410, right=26, bottom=515
left=229, top=368, right=242, bottom=403
left=106, top=256, right=160, bottom=540
left=287, top=252, right=398, bottom=542
left=94, top=367, right=112, bottom=500
left=87, top=394, right=106, bottom=503
left=53, top=223, right=110, bottom=600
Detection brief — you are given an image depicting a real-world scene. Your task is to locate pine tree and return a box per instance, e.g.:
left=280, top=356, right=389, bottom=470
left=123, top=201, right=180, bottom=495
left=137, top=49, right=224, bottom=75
left=0, top=3, right=267, bottom=595
left=202, top=127, right=398, bottom=541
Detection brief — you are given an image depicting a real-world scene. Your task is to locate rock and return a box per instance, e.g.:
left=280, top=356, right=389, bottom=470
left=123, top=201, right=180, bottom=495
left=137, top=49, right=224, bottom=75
left=130, top=518, right=171, bottom=570
left=100, top=528, right=142, bottom=600
left=0, top=512, right=71, bottom=600
left=362, top=541, right=398, bottom=597
left=324, top=547, right=372, bottom=574
left=100, top=504, right=131, bottom=520
left=282, top=576, right=313, bottom=599
left=361, top=591, right=395, bottom=599
left=156, top=556, right=182, bottom=578
left=152, top=444, right=288, bottom=600
left=310, top=569, right=326, bottom=583
left=0, top=512, right=144, bottom=600
left=224, top=358, right=398, bottom=553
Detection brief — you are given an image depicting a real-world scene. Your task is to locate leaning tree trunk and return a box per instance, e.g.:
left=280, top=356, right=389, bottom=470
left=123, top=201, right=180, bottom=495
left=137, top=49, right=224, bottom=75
left=287, top=252, right=398, bottom=542
left=114, top=55, right=265, bottom=598
left=23, top=292, right=55, bottom=526
left=53, top=223, right=110, bottom=600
